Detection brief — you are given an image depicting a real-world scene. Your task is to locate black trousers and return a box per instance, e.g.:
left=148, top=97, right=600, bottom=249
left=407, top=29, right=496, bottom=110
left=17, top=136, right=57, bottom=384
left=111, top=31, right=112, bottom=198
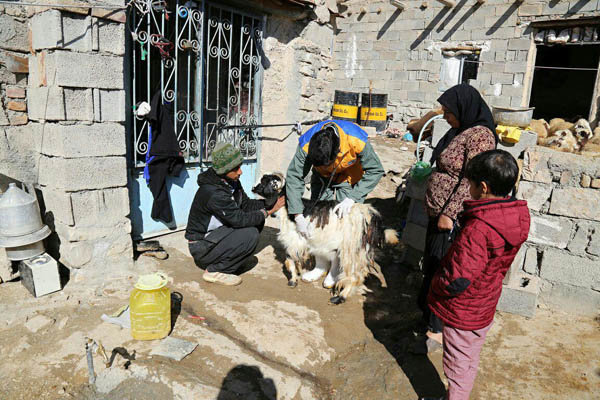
left=417, top=218, right=457, bottom=333
left=189, top=226, right=261, bottom=274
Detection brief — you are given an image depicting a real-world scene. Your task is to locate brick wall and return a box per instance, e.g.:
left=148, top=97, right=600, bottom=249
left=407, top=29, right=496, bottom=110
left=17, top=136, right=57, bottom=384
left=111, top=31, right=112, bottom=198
left=332, top=0, right=600, bottom=128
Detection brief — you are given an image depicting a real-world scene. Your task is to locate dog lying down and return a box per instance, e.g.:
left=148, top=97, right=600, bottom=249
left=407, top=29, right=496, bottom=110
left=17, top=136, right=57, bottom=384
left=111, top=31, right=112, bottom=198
left=252, top=173, right=398, bottom=305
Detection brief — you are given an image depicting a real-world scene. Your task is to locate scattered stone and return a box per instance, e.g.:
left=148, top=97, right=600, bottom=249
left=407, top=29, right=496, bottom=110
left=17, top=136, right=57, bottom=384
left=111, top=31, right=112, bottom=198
left=149, top=336, right=198, bottom=361
left=559, top=170, right=572, bottom=185
left=580, top=174, right=591, bottom=188
left=591, top=178, right=600, bottom=189
left=58, top=317, right=69, bottom=330
left=24, top=315, right=55, bottom=333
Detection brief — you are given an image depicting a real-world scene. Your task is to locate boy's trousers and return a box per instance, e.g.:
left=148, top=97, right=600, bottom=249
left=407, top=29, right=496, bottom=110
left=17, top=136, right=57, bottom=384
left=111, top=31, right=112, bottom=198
left=442, top=321, right=493, bottom=400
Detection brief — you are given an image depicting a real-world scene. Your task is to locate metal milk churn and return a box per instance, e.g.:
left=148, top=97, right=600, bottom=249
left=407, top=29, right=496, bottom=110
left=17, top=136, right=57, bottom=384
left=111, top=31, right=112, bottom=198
left=0, top=183, right=51, bottom=260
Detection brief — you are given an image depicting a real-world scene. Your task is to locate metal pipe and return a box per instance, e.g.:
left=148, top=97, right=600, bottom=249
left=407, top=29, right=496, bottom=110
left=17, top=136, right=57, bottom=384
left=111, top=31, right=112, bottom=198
left=86, top=342, right=96, bottom=385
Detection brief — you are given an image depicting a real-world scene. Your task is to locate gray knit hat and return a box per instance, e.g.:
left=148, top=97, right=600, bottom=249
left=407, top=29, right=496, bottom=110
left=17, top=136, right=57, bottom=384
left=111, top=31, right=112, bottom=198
left=212, top=142, right=243, bottom=175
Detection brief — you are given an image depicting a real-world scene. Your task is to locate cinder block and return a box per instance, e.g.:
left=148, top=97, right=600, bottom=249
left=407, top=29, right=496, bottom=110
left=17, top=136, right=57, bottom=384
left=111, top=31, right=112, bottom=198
left=42, top=123, right=126, bottom=158
left=407, top=198, right=429, bottom=228
left=98, top=19, right=125, bottom=55
left=62, top=14, right=93, bottom=52
left=497, top=273, right=539, bottom=318
left=70, top=188, right=130, bottom=227
left=31, top=10, right=62, bottom=50
left=540, top=248, right=600, bottom=288
left=539, top=282, right=600, bottom=316
left=53, top=219, right=131, bottom=242
left=507, top=39, right=531, bottom=51
left=550, top=187, right=600, bottom=222
left=49, top=51, right=124, bottom=89
left=28, top=86, right=65, bottom=121
left=42, top=188, right=74, bottom=226
left=93, top=89, right=126, bottom=122
left=64, top=88, right=94, bottom=121
left=516, top=181, right=552, bottom=212
left=401, top=222, right=427, bottom=252
left=38, top=156, right=127, bottom=191
left=496, top=130, right=537, bottom=160
left=528, top=214, right=573, bottom=249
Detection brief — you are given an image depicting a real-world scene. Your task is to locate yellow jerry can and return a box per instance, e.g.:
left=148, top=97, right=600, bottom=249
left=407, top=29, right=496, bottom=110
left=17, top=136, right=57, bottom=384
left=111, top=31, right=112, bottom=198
left=130, top=273, right=171, bottom=340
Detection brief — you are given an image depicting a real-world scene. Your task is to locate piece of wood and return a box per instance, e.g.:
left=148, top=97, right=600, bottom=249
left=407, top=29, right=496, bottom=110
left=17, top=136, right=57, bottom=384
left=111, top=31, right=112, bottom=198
left=476, top=0, right=486, bottom=4
left=437, top=0, right=455, bottom=7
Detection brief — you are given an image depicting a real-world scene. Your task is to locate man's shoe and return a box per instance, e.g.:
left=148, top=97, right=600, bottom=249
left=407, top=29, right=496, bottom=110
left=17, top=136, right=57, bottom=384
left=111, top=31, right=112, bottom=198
left=203, top=271, right=242, bottom=286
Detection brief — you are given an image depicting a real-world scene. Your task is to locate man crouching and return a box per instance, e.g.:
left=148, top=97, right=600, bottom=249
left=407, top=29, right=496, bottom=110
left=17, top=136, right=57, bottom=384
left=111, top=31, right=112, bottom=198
left=186, top=142, right=285, bottom=286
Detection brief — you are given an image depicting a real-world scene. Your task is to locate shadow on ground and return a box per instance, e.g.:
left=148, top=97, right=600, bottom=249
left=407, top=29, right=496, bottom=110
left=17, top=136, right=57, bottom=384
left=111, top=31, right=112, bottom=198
left=216, top=365, right=277, bottom=400
left=363, top=196, right=446, bottom=398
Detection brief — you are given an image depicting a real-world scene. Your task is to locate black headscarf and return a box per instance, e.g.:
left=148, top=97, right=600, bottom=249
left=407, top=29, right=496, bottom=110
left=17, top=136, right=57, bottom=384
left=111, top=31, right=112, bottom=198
left=430, top=83, right=497, bottom=164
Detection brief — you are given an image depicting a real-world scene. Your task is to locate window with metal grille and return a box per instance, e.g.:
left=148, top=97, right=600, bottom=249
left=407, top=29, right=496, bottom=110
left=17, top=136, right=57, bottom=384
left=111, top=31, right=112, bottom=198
left=128, top=0, right=264, bottom=168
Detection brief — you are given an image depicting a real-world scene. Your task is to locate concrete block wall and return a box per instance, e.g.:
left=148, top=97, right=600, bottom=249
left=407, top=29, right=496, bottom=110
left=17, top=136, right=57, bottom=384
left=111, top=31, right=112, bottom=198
left=332, top=0, right=600, bottom=129
left=512, top=147, right=600, bottom=315
left=0, top=6, right=132, bottom=270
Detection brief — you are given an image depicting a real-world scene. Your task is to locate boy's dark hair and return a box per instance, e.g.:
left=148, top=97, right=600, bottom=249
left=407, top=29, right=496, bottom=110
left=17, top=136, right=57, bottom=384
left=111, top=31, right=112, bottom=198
left=307, top=127, right=340, bottom=167
left=465, top=149, right=519, bottom=197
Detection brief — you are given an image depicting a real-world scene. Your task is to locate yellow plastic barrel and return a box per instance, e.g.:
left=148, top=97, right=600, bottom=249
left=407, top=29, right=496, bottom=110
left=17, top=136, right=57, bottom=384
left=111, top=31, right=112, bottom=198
left=332, top=90, right=359, bottom=122
left=130, top=273, right=171, bottom=340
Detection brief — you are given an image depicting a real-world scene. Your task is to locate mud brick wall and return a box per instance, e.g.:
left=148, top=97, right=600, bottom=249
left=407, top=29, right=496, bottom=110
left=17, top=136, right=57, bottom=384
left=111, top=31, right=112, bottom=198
left=512, top=147, right=600, bottom=315
left=0, top=4, right=132, bottom=271
left=332, top=0, right=600, bottom=129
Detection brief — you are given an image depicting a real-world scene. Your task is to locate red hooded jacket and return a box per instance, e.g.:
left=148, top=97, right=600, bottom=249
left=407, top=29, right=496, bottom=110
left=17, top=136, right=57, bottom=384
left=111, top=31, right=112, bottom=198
left=428, top=198, right=530, bottom=330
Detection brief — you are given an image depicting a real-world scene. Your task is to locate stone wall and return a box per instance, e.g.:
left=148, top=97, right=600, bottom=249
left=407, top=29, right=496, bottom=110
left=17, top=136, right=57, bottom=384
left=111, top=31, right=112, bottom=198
left=0, top=4, right=132, bottom=272
left=260, top=4, right=335, bottom=176
left=510, top=146, right=600, bottom=315
left=331, top=0, right=600, bottom=129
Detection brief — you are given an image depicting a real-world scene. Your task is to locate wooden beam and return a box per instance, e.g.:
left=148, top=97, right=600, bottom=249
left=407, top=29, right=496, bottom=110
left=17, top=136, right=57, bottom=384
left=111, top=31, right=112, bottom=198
left=437, top=0, right=456, bottom=7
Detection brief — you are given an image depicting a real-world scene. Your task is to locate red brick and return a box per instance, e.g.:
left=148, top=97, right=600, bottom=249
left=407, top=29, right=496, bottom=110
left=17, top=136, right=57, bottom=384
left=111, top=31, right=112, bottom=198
left=6, top=87, right=26, bottom=99
left=6, top=101, right=27, bottom=112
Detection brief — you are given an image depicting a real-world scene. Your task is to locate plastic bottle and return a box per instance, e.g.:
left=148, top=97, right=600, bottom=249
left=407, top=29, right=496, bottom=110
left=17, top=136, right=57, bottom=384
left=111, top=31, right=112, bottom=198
left=130, top=273, right=171, bottom=340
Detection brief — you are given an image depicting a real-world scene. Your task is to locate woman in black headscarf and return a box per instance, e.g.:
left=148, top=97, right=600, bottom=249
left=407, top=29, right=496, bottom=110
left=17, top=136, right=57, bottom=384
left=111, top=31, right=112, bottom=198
left=416, top=83, right=497, bottom=352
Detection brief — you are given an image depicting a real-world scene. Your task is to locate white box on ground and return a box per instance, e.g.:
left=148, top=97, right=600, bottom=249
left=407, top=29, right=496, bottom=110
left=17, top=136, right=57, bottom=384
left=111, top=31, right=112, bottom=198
left=19, top=253, right=62, bottom=297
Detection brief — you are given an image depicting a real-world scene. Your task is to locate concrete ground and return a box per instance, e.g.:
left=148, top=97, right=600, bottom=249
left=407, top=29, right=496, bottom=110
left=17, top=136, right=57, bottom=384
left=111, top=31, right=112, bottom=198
left=1, top=137, right=599, bottom=399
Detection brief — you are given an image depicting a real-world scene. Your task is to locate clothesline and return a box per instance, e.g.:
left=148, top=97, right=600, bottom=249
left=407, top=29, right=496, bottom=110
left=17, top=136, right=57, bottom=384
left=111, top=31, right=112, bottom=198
left=463, top=59, right=598, bottom=72
left=0, top=0, right=126, bottom=9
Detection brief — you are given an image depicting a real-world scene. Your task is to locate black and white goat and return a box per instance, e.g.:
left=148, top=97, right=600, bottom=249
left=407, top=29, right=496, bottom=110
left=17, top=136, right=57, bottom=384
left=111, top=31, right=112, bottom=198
left=252, top=173, right=398, bottom=304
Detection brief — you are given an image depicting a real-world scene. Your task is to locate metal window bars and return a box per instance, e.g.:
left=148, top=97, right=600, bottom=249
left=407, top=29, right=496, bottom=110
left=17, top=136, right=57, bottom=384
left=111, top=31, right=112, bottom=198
left=130, top=0, right=264, bottom=168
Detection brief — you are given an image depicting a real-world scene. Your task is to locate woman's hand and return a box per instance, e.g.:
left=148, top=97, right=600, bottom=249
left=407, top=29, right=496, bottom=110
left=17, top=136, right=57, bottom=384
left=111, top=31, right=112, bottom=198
left=268, top=196, right=286, bottom=215
left=437, top=214, right=454, bottom=231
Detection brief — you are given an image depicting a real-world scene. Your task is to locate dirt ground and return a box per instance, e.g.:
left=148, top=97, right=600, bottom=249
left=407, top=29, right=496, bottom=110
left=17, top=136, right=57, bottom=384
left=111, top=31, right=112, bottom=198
left=1, top=137, right=599, bottom=399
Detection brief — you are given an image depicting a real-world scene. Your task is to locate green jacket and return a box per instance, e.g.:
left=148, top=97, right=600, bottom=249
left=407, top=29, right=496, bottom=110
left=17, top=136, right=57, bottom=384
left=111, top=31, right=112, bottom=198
left=285, top=140, right=384, bottom=215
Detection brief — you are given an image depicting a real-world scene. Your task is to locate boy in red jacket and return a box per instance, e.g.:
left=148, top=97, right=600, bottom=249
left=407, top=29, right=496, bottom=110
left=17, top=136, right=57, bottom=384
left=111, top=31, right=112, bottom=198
left=423, top=149, right=531, bottom=400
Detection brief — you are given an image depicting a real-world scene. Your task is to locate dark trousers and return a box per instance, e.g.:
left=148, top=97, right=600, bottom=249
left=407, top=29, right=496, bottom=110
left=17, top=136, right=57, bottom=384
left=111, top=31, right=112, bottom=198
left=418, top=218, right=457, bottom=333
left=189, top=227, right=261, bottom=274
